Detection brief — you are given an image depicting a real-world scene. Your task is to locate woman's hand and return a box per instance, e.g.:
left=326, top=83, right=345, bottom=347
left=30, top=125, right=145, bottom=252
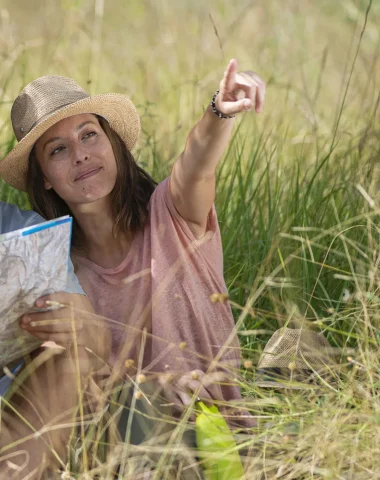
left=159, top=370, right=225, bottom=413
left=20, top=292, right=110, bottom=370
left=214, top=58, right=266, bottom=116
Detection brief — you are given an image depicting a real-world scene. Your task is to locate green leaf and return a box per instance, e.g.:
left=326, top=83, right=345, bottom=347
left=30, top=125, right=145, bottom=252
left=195, top=402, right=245, bottom=480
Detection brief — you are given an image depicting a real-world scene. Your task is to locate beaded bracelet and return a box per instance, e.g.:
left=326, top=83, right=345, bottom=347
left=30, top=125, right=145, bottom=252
left=210, top=90, right=235, bottom=119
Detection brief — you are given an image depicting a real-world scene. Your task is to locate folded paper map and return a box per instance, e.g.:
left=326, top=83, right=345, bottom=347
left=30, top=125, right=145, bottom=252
left=0, top=216, right=72, bottom=368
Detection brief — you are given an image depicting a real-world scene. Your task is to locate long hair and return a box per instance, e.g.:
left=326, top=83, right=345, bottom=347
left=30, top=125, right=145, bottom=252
left=27, top=116, right=157, bottom=248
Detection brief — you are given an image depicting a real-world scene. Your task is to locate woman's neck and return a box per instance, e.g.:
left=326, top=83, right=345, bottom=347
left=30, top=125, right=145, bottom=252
left=70, top=199, right=131, bottom=269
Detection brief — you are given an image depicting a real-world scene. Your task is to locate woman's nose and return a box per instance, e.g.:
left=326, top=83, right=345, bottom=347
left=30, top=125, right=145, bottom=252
left=72, top=145, right=90, bottom=164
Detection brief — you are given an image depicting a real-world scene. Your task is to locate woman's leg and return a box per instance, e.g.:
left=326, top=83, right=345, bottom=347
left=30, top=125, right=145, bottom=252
left=0, top=346, right=92, bottom=480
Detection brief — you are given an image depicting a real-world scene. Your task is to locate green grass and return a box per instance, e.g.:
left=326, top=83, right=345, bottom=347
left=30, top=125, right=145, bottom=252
left=1, top=0, right=380, bottom=478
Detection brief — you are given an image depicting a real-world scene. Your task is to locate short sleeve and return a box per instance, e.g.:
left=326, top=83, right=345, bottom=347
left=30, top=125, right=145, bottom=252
left=149, top=177, right=224, bottom=277
left=158, top=176, right=219, bottom=244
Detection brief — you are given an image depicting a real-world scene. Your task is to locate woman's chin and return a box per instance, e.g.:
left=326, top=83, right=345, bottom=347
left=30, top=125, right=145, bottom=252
left=63, top=186, right=114, bottom=209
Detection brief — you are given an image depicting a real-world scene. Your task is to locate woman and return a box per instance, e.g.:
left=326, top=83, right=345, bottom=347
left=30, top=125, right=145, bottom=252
left=0, top=59, right=265, bottom=413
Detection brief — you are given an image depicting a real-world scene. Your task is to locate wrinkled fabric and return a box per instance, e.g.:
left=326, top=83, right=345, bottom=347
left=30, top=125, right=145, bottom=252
left=74, top=177, right=242, bottom=401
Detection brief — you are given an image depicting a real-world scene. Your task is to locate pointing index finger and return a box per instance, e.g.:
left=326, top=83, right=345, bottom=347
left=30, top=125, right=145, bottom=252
left=222, top=58, right=238, bottom=93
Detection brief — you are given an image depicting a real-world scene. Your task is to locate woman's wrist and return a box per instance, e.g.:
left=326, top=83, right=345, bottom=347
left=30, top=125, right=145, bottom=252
left=210, top=90, right=235, bottom=119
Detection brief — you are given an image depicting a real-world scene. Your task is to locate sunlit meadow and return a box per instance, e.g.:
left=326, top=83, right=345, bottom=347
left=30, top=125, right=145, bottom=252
left=1, top=0, right=380, bottom=478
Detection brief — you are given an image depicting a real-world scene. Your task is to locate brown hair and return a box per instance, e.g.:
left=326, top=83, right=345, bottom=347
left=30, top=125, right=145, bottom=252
left=26, top=116, right=156, bottom=248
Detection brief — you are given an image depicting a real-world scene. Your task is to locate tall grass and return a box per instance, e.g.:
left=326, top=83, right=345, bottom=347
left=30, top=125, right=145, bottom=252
left=1, top=0, right=380, bottom=478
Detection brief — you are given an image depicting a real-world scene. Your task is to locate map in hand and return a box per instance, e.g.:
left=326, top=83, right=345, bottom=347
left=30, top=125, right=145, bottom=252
left=0, top=216, right=72, bottom=369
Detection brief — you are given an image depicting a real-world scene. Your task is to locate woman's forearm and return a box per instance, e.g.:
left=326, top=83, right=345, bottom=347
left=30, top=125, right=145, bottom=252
left=169, top=106, right=235, bottom=235
left=179, top=104, right=235, bottom=180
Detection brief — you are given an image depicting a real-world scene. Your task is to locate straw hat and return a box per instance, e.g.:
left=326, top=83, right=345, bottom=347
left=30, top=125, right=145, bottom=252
left=255, top=328, right=336, bottom=389
left=0, top=75, right=141, bottom=191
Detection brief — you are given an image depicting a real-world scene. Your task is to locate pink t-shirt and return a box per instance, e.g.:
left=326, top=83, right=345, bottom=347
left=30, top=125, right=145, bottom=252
left=74, top=177, right=241, bottom=401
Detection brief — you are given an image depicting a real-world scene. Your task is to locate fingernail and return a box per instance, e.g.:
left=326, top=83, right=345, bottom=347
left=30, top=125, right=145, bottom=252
left=35, top=299, right=44, bottom=308
left=244, top=99, right=251, bottom=110
left=21, top=316, right=30, bottom=326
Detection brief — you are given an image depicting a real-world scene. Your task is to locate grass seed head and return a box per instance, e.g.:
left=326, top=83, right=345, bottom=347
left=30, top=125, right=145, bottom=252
left=288, top=361, right=297, bottom=371
left=244, top=360, right=253, bottom=369
left=125, top=359, right=135, bottom=369
left=210, top=292, right=229, bottom=303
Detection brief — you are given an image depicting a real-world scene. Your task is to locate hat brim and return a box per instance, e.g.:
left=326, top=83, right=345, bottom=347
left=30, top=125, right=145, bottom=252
left=255, top=368, right=320, bottom=389
left=0, top=93, right=141, bottom=191
left=255, top=379, right=317, bottom=390
left=255, top=364, right=333, bottom=389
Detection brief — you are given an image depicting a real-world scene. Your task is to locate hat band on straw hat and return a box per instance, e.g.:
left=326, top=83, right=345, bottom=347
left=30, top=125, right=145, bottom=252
left=27, top=100, right=86, bottom=134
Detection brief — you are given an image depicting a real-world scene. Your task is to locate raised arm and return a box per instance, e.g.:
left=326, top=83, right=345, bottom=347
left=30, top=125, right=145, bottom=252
left=170, top=58, right=266, bottom=237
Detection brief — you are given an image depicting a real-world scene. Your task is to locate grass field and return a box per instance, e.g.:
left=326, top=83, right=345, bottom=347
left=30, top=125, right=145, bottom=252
left=1, top=0, right=380, bottom=478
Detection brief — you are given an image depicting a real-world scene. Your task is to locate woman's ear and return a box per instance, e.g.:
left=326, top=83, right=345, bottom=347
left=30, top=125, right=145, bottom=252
left=44, top=179, right=52, bottom=190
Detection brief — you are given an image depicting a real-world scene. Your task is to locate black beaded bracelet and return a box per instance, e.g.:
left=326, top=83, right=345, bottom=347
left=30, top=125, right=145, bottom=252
left=210, top=90, right=235, bottom=119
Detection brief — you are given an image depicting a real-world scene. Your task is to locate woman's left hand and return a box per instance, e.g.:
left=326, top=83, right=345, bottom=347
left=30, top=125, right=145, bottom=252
left=214, top=58, right=266, bottom=117
left=20, top=292, right=110, bottom=370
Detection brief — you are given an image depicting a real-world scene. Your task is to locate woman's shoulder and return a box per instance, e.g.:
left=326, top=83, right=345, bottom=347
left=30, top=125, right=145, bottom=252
left=147, top=176, right=171, bottom=215
left=148, top=176, right=221, bottom=247
left=149, top=177, right=170, bottom=201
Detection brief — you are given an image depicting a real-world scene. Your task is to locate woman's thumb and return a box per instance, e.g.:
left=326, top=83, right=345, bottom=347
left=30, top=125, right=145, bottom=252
left=238, top=98, right=253, bottom=112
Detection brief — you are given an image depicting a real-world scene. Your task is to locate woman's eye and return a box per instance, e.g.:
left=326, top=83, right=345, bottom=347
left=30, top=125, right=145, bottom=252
left=50, top=146, right=65, bottom=156
left=83, top=131, right=97, bottom=140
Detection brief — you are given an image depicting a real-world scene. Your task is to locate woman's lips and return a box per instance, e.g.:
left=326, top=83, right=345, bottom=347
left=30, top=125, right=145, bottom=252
left=75, top=167, right=102, bottom=182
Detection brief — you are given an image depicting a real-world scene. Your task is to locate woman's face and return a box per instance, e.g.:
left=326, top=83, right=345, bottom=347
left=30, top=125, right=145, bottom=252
left=35, top=113, right=118, bottom=207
